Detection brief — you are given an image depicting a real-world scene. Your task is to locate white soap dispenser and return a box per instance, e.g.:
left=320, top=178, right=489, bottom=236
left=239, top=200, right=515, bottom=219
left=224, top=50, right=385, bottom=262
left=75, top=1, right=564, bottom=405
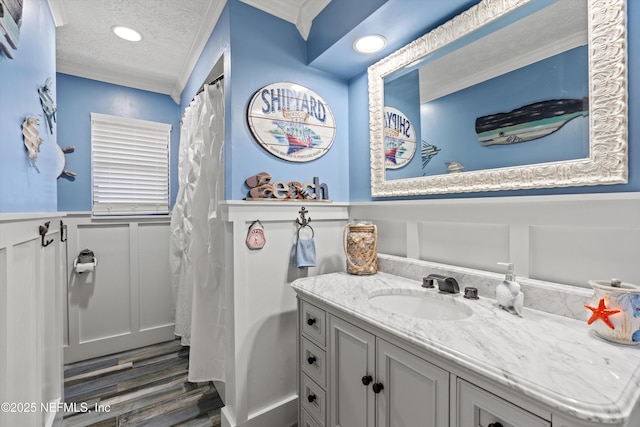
left=495, top=262, right=524, bottom=316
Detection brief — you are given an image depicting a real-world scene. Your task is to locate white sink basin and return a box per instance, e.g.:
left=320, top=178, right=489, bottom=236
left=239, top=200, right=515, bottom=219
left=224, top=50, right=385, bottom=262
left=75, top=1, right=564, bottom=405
left=368, top=289, right=473, bottom=321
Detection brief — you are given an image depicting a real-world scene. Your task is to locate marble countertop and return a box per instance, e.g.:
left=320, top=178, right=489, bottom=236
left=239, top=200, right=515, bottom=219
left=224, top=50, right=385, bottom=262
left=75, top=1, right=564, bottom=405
left=291, top=271, right=640, bottom=424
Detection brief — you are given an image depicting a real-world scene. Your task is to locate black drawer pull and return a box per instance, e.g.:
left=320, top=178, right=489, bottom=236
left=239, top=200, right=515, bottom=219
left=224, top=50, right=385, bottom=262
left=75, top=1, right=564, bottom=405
left=306, top=317, right=316, bottom=326
left=361, top=375, right=373, bottom=386
left=307, top=355, right=317, bottom=365
left=372, top=382, right=384, bottom=393
left=488, top=423, right=504, bottom=427
left=307, top=393, right=317, bottom=403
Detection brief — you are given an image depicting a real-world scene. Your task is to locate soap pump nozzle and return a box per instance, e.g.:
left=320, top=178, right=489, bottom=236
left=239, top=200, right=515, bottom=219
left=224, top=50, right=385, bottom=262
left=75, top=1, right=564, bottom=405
left=497, top=262, right=515, bottom=281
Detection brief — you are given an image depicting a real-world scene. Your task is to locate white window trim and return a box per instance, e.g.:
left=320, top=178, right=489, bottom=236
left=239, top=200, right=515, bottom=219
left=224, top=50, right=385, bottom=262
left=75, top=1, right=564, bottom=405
left=91, top=113, right=171, bottom=216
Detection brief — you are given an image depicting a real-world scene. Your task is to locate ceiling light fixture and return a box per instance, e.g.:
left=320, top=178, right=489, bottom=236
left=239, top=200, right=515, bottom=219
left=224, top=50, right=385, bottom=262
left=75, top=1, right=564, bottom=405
left=353, top=35, right=387, bottom=54
left=112, top=25, right=142, bottom=42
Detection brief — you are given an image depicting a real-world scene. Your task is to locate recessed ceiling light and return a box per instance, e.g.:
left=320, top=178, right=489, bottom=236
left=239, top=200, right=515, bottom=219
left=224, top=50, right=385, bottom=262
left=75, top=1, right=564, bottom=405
left=353, top=35, right=387, bottom=54
left=112, top=25, right=142, bottom=42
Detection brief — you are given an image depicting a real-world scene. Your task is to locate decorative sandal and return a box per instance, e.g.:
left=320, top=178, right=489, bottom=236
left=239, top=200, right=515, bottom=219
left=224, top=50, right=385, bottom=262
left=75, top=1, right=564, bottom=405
left=287, top=181, right=304, bottom=199
left=249, top=184, right=274, bottom=198
left=245, top=172, right=272, bottom=188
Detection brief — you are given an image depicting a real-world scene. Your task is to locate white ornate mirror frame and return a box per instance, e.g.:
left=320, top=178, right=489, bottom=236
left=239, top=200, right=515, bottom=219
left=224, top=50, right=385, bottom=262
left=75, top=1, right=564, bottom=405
left=369, top=0, right=628, bottom=197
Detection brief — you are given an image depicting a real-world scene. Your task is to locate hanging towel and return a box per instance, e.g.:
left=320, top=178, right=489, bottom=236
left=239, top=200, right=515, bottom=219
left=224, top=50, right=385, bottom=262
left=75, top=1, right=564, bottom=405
left=295, top=227, right=316, bottom=268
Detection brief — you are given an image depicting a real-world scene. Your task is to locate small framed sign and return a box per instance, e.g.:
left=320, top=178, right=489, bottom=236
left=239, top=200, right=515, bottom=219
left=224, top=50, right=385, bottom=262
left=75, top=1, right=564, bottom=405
left=247, top=82, right=336, bottom=162
left=384, top=106, right=416, bottom=169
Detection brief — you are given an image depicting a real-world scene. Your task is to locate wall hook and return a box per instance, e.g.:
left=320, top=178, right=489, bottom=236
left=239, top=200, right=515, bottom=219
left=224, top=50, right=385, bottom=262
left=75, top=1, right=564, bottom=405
left=60, top=220, right=67, bottom=242
left=39, top=221, right=53, bottom=247
left=297, top=207, right=311, bottom=228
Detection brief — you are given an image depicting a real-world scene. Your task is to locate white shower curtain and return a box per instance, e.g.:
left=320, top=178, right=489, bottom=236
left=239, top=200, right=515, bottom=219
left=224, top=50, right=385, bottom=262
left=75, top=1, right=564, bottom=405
left=169, top=79, right=225, bottom=382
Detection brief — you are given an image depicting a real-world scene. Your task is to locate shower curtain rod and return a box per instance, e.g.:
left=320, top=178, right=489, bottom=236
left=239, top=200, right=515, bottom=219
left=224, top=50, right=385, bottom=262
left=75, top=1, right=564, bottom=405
left=195, top=74, right=224, bottom=98
left=182, top=74, right=224, bottom=124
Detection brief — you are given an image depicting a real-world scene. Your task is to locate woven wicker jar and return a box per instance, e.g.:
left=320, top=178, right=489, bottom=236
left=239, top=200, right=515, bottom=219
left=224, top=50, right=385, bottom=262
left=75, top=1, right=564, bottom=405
left=343, top=223, right=378, bottom=275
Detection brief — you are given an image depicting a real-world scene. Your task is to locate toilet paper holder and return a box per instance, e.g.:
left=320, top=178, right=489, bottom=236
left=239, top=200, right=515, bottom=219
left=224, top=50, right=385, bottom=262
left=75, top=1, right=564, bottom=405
left=74, top=249, right=97, bottom=274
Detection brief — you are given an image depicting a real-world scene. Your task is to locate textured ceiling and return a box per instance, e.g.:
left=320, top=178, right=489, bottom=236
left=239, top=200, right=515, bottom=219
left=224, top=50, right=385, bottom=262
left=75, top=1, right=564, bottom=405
left=49, top=0, right=329, bottom=103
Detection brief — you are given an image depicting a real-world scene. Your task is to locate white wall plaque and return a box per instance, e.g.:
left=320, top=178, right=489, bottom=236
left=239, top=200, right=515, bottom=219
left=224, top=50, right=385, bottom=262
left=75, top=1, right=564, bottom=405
left=247, top=82, right=336, bottom=162
left=384, top=106, right=416, bottom=169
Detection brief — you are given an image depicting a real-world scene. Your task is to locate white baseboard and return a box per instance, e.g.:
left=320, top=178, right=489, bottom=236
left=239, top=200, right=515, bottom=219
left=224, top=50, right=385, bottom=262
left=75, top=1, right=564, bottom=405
left=222, top=395, right=298, bottom=427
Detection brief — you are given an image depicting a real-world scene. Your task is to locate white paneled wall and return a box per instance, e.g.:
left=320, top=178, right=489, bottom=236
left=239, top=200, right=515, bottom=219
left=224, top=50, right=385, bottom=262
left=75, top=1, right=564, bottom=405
left=417, top=222, right=510, bottom=271
left=0, top=214, right=65, bottom=427
left=221, top=201, right=348, bottom=427
left=351, top=193, right=640, bottom=289
left=64, top=214, right=174, bottom=363
left=3, top=194, right=636, bottom=427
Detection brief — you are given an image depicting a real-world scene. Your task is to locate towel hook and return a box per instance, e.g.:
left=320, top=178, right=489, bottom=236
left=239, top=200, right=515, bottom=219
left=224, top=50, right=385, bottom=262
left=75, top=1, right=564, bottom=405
left=39, top=221, right=53, bottom=247
left=60, top=220, right=67, bottom=242
left=297, top=207, right=311, bottom=228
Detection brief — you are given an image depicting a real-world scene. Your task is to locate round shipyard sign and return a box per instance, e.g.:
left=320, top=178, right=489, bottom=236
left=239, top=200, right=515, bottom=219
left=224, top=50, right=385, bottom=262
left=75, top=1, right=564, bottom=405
left=247, top=82, right=336, bottom=162
left=384, top=106, right=416, bottom=169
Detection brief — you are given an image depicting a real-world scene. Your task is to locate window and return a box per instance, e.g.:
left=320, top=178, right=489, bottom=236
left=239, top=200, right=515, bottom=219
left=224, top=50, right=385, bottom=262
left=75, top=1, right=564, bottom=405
left=91, top=113, right=171, bottom=215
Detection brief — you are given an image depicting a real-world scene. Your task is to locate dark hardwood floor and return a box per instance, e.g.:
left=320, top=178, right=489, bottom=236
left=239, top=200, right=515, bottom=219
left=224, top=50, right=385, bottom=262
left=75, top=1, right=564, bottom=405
left=63, top=340, right=223, bottom=427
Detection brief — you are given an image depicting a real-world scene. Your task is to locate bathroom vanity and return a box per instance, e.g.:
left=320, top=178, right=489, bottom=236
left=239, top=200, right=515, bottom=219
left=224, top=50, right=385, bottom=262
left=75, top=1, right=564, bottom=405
left=291, top=256, right=640, bottom=427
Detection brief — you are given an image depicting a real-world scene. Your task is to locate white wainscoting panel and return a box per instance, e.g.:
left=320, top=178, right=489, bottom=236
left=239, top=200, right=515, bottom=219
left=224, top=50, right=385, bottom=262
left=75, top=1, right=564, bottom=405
left=75, top=224, right=132, bottom=343
left=139, top=223, right=174, bottom=331
left=416, top=221, right=510, bottom=271
left=64, top=214, right=174, bottom=363
left=350, top=193, right=640, bottom=290
left=530, top=226, right=640, bottom=288
left=374, top=219, right=407, bottom=257
left=0, top=247, right=6, bottom=422
left=0, top=214, right=65, bottom=427
left=221, top=201, right=348, bottom=427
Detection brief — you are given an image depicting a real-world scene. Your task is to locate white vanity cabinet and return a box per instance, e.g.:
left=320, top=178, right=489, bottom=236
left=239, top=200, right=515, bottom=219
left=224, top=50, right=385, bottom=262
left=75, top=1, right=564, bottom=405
left=457, top=379, right=550, bottom=427
left=299, top=299, right=452, bottom=427
left=374, top=333, right=449, bottom=427
left=328, top=314, right=449, bottom=427
left=328, top=315, right=375, bottom=427
left=298, top=296, right=550, bottom=427
left=293, top=271, right=640, bottom=427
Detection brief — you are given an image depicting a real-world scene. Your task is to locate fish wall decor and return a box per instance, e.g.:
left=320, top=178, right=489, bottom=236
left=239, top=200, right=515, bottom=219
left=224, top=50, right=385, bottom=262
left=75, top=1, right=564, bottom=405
left=421, top=140, right=441, bottom=169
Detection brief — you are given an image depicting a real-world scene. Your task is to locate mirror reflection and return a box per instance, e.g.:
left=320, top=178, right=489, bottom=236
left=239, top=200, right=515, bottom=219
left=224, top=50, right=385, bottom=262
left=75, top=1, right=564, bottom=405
left=383, top=0, right=589, bottom=181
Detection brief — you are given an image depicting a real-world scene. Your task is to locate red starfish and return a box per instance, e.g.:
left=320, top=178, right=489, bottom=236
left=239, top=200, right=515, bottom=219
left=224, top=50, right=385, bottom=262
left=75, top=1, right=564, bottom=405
left=585, top=298, right=621, bottom=330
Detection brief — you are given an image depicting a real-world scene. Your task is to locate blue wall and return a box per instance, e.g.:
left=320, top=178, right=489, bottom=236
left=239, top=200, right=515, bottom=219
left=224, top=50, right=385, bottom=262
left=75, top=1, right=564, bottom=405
left=384, top=70, right=422, bottom=181
left=56, top=74, right=180, bottom=211
left=225, top=0, right=350, bottom=201
left=349, top=1, right=640, bottom=201
left=421, top=47, right=588, bottom=176
left=0, top=0, right=57, bottom=212
left=178, top=1, right=351, bottom=201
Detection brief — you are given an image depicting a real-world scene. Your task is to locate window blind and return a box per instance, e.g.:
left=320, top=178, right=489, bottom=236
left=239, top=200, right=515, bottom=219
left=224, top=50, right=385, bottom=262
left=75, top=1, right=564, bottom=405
left=91, top=113, right=171, bottom=215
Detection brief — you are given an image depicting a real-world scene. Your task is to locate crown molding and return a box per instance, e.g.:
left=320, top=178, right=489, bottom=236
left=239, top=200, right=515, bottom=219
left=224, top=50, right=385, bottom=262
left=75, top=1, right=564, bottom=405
left=46, top=0, right=67, bottom=27
left=240, top=0, right=330, bottom=40
left=171, top=0, right=227, bottom=104
left=296, top=0, right=331, bottom=40
left=57, top=60, right=173, bottom=97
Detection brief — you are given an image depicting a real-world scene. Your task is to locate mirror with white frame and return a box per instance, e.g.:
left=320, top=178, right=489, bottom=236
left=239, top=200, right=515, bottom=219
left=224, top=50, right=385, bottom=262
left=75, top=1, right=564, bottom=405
left=369, top=0, right=628, bottom=197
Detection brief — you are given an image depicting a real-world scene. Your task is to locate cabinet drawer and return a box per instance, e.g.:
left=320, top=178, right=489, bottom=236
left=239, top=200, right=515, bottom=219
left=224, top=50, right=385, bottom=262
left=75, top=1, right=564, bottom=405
left=301, top=301, right=326, bottom=346
left=301, top=337, right=326, bottom=388
left=457, top=379, right=551, bottom=427
left=301, top=408, right=322, bottom=427
left=301, top=373, right=326, bottom=426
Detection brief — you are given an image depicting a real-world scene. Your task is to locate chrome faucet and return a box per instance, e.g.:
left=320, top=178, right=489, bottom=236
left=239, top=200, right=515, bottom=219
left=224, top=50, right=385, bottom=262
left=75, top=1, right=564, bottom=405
left=422, top=274, right=460, bottom=294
